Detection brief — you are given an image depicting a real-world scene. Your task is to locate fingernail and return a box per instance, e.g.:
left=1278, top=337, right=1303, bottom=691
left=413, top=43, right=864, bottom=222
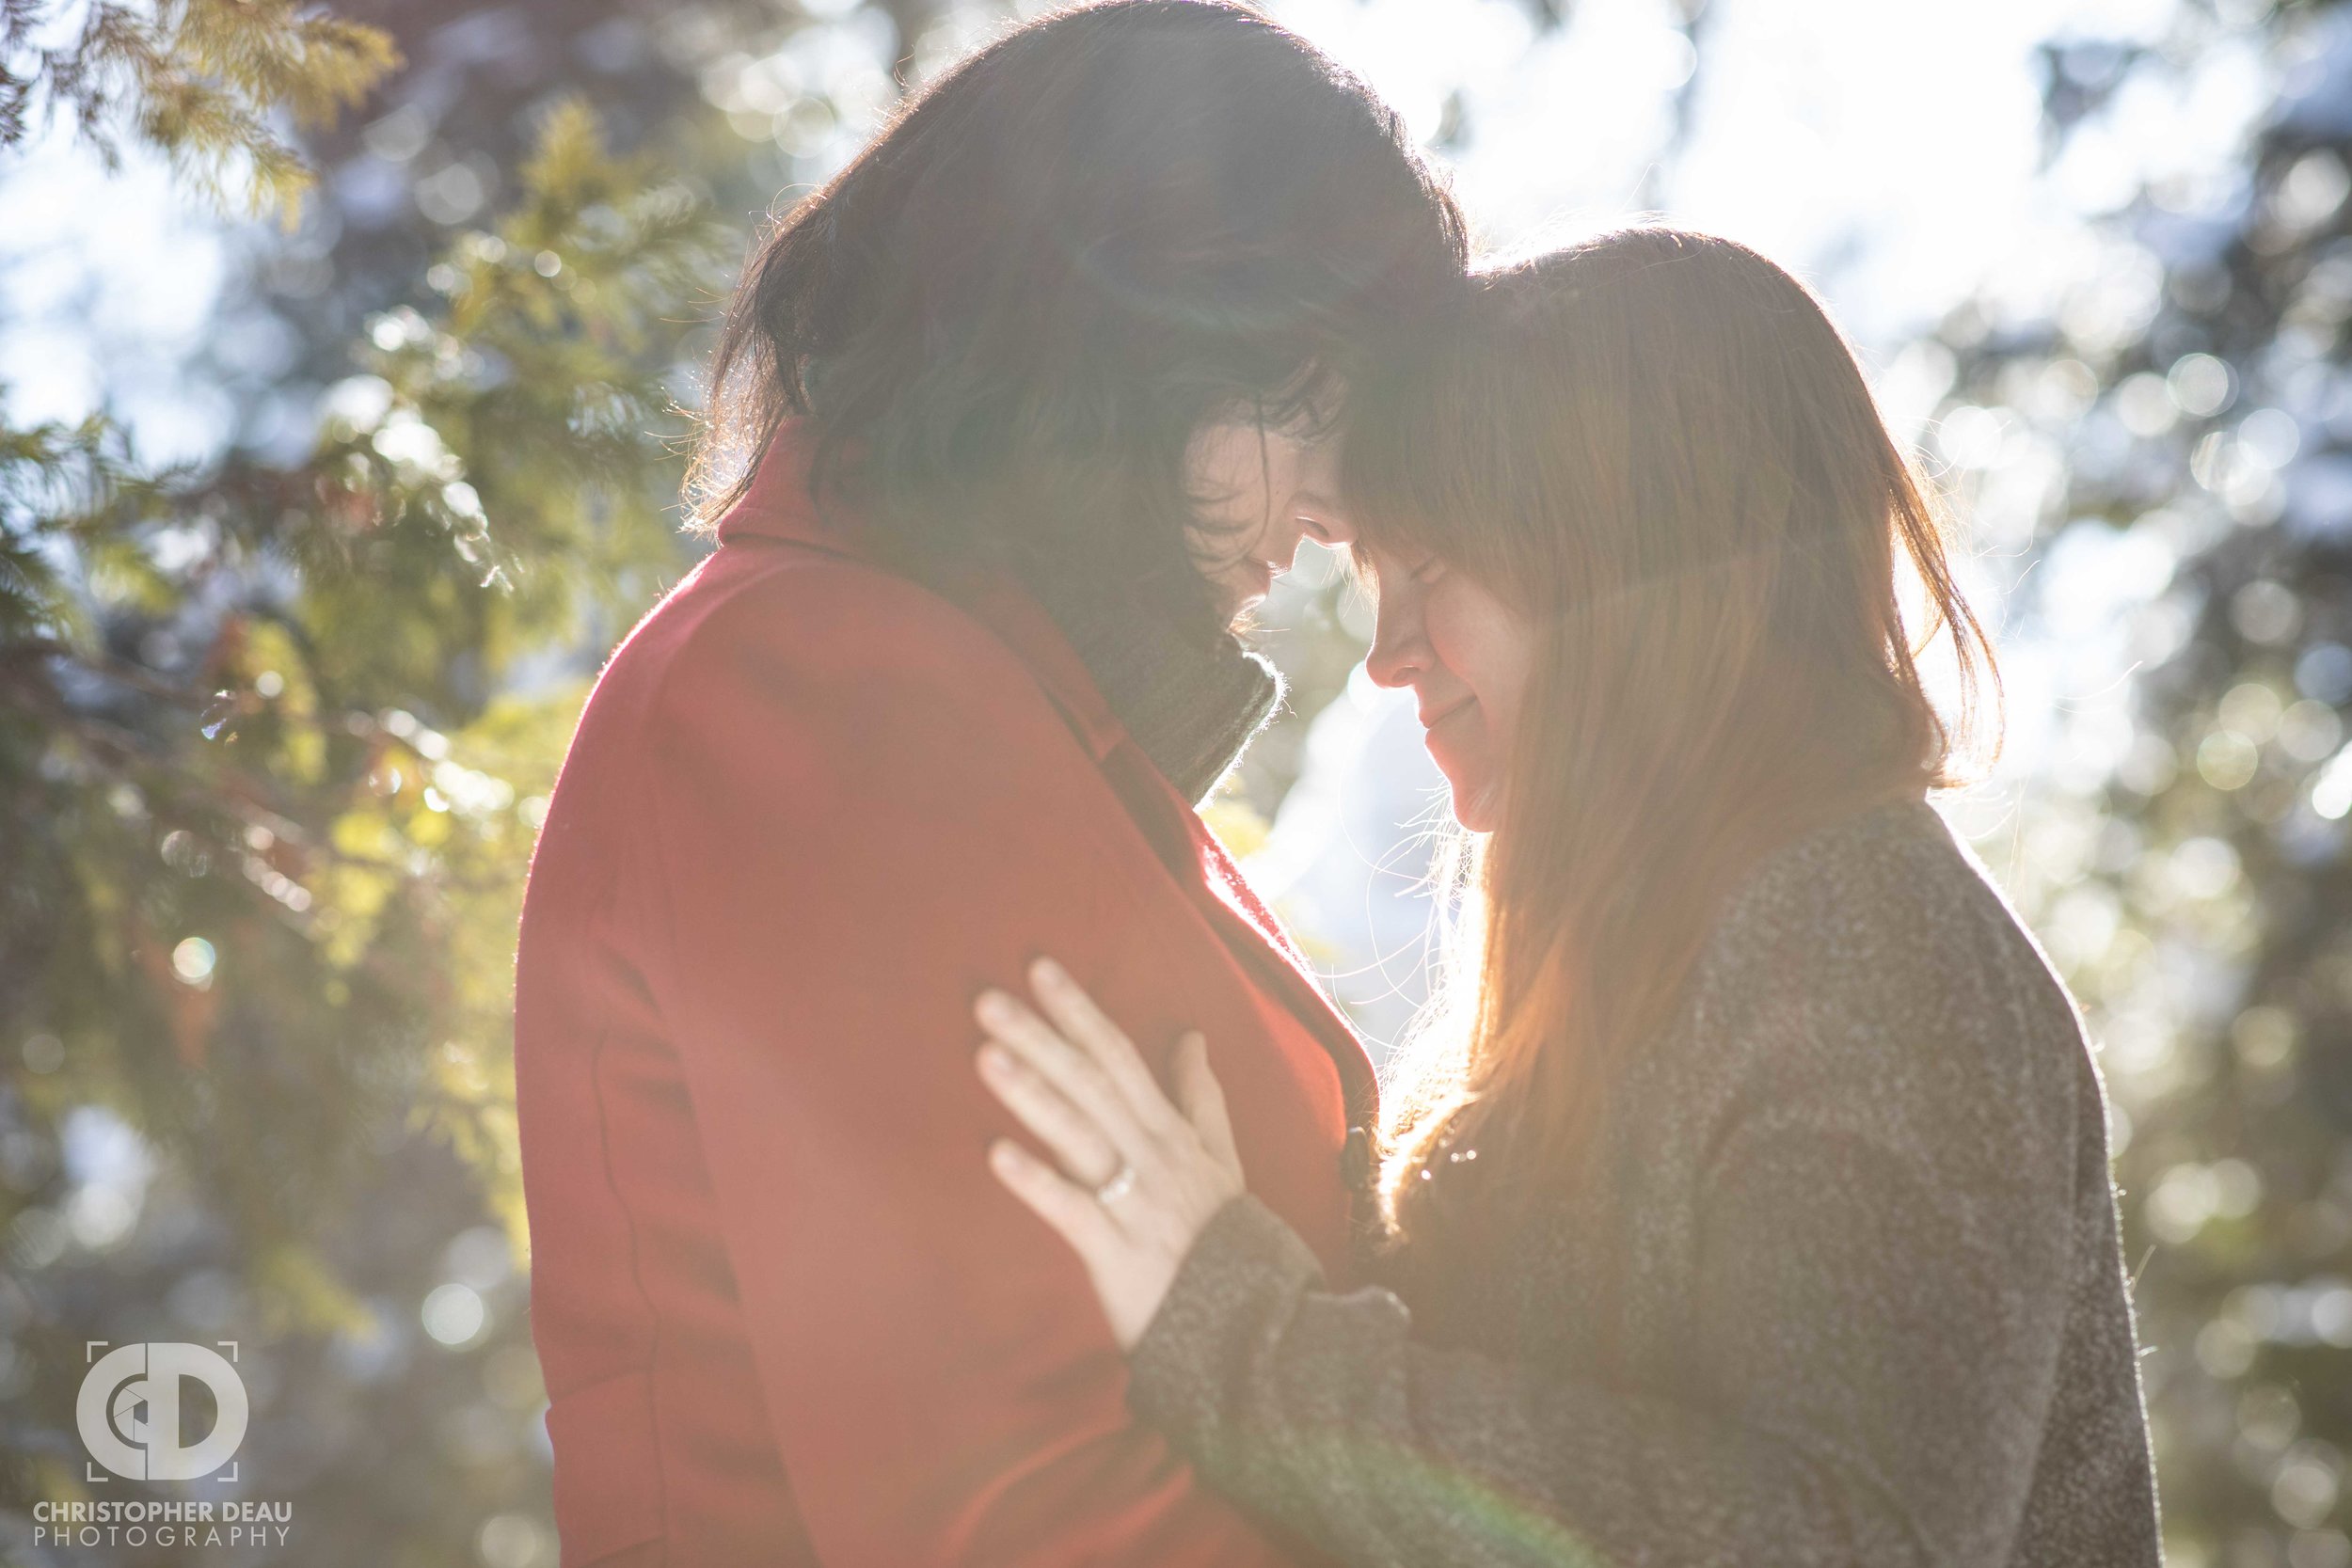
left=975, top=990, right=1013, bottom=1024
left=1030, top=956, right=1066, bottom=988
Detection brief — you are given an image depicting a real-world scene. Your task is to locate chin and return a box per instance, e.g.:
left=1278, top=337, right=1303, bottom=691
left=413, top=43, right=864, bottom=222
left=1453, top=800, right=1498, bottom=832
left=1442, top=771, right=1500, bottom=832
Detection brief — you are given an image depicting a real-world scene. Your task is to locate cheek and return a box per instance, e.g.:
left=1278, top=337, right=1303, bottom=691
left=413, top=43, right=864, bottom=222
left=1426, top=583, right=1535, bottom=751
left=1183, top=423, right=1275, bottom=555
left=1479, top=635, right=1535, bottom=758
left=1183, top=425, right=1313, bottom=555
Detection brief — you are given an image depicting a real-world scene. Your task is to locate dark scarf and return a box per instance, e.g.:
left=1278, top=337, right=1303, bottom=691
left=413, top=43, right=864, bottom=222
left=1025, top=577, right=1284, bottom=806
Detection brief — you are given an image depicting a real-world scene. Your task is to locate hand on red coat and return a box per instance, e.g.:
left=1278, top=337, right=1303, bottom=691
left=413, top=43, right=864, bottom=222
left=976, top=957, right=1247, bottom=1352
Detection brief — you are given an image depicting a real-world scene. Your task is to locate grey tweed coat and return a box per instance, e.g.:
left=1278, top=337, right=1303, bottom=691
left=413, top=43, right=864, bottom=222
left=1128, top=798, right=2163, bottom=1567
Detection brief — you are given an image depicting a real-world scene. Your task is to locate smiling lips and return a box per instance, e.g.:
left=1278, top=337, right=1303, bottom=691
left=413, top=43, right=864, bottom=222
left=1419, top=694, right=1476, bottom=734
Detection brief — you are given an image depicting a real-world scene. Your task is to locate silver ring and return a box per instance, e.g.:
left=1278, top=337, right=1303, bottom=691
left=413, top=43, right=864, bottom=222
left=1093, top=1163, right=1138, bottom=1206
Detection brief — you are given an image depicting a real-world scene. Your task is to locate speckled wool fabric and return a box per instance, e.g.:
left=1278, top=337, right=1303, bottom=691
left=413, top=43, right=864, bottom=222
left=1128, top=797, right=2162, bottom=1568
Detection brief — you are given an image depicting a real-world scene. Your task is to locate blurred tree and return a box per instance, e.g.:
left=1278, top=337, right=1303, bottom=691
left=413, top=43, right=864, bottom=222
left=0, top=2, right=752, bottom=1560
left=0, top=0, right=399, bottom=216
left=1939, top=3, right=2352, bottom=1563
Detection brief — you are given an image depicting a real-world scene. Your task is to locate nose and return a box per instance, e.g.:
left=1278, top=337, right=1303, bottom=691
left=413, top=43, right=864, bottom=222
left=1265, top=497, right=1358, bottom=578
left=1311, top=497, right=1359, bottom=550
left=1362, top=579, right=1426, bottom=690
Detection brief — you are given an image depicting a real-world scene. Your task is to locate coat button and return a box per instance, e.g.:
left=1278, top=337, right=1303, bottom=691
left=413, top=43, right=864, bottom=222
left=1340, top=1125, right=1374, bottom=1193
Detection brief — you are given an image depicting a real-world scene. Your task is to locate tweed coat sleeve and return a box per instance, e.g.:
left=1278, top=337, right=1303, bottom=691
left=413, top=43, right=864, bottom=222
left=1126, top=817, right=2130, bottom=1568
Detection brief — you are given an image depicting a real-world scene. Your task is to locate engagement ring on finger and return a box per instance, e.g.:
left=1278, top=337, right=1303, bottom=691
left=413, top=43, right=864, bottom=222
left=1094, top=1164, right=1138, bottom=1206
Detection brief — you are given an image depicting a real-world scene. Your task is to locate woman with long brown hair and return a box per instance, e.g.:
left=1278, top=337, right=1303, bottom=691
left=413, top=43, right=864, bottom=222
left=972, top=227, right=2163, bottom=1565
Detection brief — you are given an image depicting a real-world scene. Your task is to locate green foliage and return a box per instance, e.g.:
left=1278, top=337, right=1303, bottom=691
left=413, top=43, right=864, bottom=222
left=0, top=0, right=790, bottom=1547
left=1, top=93, right=728, bottom=1323
left=1, top=0, right=401, bottom=219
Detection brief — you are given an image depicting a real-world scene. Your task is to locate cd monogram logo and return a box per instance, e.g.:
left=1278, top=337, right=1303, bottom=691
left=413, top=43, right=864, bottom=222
left=76, top=1342, right=249, bottom=1482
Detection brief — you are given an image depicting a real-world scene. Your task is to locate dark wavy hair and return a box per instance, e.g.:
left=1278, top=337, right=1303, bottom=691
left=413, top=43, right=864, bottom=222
left=688, top=0, right=1467, bottom=640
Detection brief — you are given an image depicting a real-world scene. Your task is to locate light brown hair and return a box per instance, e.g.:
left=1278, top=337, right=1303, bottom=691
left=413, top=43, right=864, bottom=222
left=1345, top=226, right=1998, bottom=1253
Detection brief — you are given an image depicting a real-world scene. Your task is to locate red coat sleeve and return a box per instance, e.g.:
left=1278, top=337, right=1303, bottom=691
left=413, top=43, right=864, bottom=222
left=619, top=561, right=1309, bottom=1567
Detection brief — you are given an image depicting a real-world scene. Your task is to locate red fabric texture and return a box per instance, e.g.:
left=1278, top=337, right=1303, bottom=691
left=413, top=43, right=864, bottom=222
left=514, top=423, right=1377, bottom=1565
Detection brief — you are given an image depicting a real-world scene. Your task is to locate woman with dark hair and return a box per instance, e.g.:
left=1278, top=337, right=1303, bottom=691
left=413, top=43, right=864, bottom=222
left=513, top=4, right=1463, bottom=1563
left=689, top=0, right=1463, bottom=797
left=975, top=229, right=2164, bottom=1566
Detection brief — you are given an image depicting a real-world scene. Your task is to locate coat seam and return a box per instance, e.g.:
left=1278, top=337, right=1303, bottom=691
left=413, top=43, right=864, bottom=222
left=582, top=1009, right=675, bottom=1560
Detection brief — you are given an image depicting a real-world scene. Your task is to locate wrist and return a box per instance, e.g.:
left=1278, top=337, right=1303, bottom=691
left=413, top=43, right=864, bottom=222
left=1126, top=1194, right=1325, bottom=1445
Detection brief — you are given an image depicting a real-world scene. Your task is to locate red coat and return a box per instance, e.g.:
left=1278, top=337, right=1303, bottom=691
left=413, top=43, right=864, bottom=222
left=514, top=423, right=1378, bottom=1566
